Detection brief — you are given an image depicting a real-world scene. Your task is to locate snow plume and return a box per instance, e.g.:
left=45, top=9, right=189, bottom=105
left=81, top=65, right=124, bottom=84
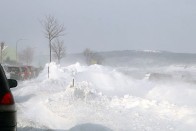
left=13, top=62, right=196, bottom=131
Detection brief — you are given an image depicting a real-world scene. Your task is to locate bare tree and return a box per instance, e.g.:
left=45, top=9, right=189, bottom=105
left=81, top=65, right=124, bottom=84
left=51, top=39, right=66, bottom=64
left=19, top=47, right=34, bottom=65
left=0, top=42, right=8, bottom=63
left=42, top=15, right=65, bottom=62
left=42, top=15, right=65, bottom=78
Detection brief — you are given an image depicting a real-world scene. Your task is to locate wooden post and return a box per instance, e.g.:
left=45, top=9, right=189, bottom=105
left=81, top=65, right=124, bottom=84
left=73, top=78, right=74, bottom=87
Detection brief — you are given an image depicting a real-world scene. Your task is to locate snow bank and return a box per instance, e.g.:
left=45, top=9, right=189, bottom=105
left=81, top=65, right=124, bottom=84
left=13, top=62, right=196, bottom=131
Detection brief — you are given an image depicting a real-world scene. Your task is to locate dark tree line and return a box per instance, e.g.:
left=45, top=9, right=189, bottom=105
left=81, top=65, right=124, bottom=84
left=83, top=48, right=103, bottom=65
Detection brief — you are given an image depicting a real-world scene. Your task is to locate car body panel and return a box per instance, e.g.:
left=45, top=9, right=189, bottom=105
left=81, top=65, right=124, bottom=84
left=0, top=64, right=17, bottom=131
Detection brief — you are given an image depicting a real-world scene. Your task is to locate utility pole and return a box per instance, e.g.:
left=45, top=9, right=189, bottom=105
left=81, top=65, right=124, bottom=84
left=16, top=39, right=26, bottom=64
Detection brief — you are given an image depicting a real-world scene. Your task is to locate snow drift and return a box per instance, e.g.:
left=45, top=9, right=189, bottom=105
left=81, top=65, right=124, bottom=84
left=12, top=62, right=196, bottom=131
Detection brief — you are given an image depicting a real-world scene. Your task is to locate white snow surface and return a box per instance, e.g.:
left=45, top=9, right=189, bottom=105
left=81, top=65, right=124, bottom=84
left=12, top=62, right=196, bottom=131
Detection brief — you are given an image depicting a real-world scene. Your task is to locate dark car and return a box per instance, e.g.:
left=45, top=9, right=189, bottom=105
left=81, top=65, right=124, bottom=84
left=0, top=64, right=17, bottom=130
left=7, top=66, right=24, bottom=80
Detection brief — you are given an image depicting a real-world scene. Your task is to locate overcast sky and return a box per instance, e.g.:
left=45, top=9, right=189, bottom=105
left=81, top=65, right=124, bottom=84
left=0, top=0, right=196, bottom=54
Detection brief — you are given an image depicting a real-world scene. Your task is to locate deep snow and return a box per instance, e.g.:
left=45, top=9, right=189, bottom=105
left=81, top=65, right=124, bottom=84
left=12, top=62, right=196, bottom=131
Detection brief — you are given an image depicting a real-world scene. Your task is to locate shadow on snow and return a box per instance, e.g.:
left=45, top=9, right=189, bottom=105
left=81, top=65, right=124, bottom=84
left=17, top=123, right=112, bottom=131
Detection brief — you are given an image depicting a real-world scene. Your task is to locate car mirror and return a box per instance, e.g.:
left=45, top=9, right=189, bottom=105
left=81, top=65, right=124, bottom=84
left=8, top=79, right=18, bottom=88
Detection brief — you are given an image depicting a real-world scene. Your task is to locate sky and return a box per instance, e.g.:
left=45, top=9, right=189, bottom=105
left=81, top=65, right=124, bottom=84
left=0, top=0, right=196, bottom=56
